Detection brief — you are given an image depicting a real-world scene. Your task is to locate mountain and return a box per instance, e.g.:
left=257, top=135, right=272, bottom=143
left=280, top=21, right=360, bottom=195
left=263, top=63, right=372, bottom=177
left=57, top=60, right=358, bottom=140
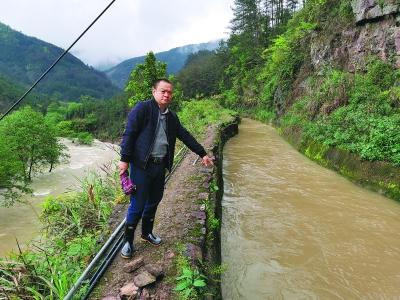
left=0, top=74, right=54, bottom=114
left=0, top=22, right=120, bottom=100
left=105, top=40, right=221, bottom=89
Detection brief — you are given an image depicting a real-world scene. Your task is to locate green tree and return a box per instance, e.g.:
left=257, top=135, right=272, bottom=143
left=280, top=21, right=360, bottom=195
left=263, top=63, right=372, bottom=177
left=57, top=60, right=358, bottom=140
left=125, top=51, right=167, bottom=107
left=0, top=106, right=67, bottom=205
left=219, top=0, right=299, bottom=107
left=177, top=50, right=226, bottom=98
left=0, top=137, right=27, bottom=205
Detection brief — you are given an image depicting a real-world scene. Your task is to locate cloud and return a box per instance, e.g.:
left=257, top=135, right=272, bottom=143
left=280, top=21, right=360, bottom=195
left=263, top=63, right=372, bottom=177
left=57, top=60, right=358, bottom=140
left=0, top=0, right=233, bottom=67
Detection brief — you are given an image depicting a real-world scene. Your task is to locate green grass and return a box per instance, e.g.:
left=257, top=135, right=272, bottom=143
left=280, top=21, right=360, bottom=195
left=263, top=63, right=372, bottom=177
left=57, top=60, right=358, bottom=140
left=173, top=243, right=207, bottom=300
left=0, top=167, right=123, bottom=299
left=178, top=98, right=237, bottom=139
left=279, top=58, right=400, bottom=166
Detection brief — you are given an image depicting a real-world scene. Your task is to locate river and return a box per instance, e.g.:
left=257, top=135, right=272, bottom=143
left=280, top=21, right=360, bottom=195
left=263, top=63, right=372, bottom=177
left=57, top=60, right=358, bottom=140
left=221, top=118, right=400, bottom=299
left=0, top=139, right=118, bottom=257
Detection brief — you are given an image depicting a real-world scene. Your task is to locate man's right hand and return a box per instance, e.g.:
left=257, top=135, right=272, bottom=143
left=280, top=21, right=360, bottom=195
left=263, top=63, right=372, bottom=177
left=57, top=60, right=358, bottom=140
left=119, top=161, right=129, bottom=175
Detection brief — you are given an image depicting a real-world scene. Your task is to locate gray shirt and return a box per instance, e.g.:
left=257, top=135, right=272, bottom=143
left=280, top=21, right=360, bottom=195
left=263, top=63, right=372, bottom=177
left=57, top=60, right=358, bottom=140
left=150, top=109, right=169, bottom=158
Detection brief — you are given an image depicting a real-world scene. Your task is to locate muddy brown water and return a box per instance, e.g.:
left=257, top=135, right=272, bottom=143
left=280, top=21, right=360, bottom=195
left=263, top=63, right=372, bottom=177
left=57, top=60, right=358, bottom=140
left=221, top=118, right=400, bottom=300
left=0, top=139, right=118, bottom=257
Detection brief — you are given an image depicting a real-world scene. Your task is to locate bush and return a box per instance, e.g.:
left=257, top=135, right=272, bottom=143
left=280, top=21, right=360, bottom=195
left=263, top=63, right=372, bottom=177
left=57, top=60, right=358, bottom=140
left=76, top=132, right=94, bottom=145
left=178, top=99, right=237, bottom=138
left=254, top=109, right=275, bottom=123
left=258, top=21, right=316, bottom=107
left=291, top=59, right=400, bottom=166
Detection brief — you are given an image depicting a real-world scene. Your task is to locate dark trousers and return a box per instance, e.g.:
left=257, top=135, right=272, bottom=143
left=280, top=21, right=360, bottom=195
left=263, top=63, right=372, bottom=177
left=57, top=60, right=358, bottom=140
left=126, top=161, right=166, bottom=227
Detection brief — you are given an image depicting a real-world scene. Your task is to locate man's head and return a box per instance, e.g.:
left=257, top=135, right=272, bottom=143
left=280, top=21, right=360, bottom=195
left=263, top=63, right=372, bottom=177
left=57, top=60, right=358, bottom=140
left=152, top=79, right=173, bottom=110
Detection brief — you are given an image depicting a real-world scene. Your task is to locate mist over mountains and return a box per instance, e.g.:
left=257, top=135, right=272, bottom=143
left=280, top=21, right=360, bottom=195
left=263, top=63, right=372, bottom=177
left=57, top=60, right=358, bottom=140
left=0, top=20, right=222, bottom=107
left=104, top=40, right=221, bottom=88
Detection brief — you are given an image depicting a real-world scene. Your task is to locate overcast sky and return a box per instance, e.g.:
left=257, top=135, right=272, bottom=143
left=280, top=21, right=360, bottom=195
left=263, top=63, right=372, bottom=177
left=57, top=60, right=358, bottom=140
left=0, top=0, right=234, bottom=68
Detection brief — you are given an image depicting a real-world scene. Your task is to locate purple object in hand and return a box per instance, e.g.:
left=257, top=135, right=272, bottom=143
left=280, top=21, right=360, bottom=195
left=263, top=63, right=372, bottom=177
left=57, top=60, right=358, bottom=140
left=120, top=171, right=136, bottom=195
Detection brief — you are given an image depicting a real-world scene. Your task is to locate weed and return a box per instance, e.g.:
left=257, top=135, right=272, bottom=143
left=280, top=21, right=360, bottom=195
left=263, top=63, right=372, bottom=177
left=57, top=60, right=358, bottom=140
left=174, top=243, right=207, bottom=300
left=175, top=266, right=207, bottom=299
left=209, top=180, right=219, bottom=192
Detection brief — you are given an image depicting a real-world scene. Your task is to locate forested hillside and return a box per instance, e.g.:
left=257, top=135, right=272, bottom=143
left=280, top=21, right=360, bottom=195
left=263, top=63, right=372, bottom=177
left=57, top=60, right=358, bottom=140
left=176, top=0, right=400, bottom=200
left=0, top=22, right=120, bottom=100
left=105, top=40, right=220, bottom=88
left=0, top=75, right=50, bottom=113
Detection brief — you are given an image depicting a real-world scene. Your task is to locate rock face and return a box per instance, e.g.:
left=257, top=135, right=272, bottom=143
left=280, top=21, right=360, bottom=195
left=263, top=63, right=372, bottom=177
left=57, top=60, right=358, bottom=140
left=351, top=0, right=399, bottom=24
left=310, top=1, right=400, bottom=71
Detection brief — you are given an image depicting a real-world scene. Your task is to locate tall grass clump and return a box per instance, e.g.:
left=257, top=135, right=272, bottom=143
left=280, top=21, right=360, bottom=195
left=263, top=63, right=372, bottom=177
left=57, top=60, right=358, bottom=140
left=0, top=165, right=124, bottom=299
left=178, top=98, right=237, bottom=139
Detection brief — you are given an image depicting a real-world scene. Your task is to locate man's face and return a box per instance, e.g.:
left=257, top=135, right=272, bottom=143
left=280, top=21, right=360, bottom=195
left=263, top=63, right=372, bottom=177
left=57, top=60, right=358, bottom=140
left=152, top=81, right=173, bottom=108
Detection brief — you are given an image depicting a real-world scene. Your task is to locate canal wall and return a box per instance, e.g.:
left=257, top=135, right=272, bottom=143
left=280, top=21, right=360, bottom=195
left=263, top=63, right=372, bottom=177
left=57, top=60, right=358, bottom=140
left=281, top=127, right=400, bottom=202
left=202, top=116, right=239, bottom=299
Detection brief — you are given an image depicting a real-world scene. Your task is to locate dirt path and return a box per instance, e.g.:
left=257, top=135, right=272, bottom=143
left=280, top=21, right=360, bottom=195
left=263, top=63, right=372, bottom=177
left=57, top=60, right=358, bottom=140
left=93, top=126, right=217, bottom=299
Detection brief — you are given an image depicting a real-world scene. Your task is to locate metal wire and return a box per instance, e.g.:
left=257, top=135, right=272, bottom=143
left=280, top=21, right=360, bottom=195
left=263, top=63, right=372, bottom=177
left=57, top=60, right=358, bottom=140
left=0, top=0, right=118, bottom=122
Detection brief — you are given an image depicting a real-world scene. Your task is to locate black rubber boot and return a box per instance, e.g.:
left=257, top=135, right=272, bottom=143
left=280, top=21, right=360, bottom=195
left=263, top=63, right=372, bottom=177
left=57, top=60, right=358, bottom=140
left=141, top=217, right=162, bottom=245
left=120, top=221, right=138, bottom=259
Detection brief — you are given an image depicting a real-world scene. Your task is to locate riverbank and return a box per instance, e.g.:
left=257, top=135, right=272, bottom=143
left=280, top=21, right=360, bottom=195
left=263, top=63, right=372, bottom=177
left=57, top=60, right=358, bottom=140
left=0, top=138, right=118, bottom=257
left=93, top=116, right=239, bottom=300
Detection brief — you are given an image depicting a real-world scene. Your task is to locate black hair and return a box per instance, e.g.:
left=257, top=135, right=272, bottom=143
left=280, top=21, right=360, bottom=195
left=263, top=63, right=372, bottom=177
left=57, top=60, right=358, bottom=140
left=152, top=78, right=173, bottom=89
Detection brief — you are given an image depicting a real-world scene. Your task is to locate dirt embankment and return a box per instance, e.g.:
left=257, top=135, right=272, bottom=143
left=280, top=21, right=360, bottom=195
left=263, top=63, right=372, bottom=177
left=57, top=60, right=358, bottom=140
left=92, top=119, right=239, bottom=300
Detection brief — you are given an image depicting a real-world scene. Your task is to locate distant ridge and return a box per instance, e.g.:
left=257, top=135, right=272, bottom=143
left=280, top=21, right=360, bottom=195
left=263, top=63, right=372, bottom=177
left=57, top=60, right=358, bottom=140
left=0, top=22, right=120, bottom=100
left=105, top=40, right=221, bottom=89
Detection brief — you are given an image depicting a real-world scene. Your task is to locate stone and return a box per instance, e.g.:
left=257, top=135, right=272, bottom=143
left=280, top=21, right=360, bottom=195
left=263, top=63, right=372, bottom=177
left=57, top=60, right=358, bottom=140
left=123, top=256, right=144, bottom=273
left=119, top=282, right=139, bottom=300
left=144, top=263, right=164, bottom=278
left=153, top=290, right=169, bottom=300
left=395, top=28, right=400, bottom=54
left=185, top=243, right=203, bottom=263
left=310, top=15, right=400, bottom=73
left=199, top=167, right=212, bottom=174
left=192, top=211, right=206, bottom=220
left=351, top=0, right=399, bottom=24
left=198, top=192, right=208, bottom=200
left=139, top=288, right=151, bottom=300
left=200, top=204, right=206, bottom=211
left=134, top=270, right=156, bottom=288
left=100, top=296, right=119, bottom=300
left=165, top=250, right=175, bottom=259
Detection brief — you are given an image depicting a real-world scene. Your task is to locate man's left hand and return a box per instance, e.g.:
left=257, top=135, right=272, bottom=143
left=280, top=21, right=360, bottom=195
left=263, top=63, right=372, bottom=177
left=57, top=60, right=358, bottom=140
left=202, top=155, right=214, bottom=167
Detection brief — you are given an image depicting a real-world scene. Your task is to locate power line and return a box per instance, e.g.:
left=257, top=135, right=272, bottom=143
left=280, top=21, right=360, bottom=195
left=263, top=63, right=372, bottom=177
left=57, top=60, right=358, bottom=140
left=0, top=0, right=117, bottom=122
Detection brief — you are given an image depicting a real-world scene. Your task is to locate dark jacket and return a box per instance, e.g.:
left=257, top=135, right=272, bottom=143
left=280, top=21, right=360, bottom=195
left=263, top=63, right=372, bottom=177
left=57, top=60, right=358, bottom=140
left=120, top=98, right=207, bottom=171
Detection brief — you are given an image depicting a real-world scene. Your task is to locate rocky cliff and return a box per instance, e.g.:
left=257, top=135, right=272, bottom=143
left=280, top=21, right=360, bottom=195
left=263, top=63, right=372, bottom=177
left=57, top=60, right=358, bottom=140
left=279, top=0, right=400, bottom=202
left=310, top=0, right=400, bottom=71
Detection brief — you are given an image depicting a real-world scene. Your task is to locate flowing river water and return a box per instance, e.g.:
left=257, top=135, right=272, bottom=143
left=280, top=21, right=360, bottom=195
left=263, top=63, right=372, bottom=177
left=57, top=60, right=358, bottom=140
left=0, top=139, right=118, bottom=257
left=221, top=119, right=400, bottom=299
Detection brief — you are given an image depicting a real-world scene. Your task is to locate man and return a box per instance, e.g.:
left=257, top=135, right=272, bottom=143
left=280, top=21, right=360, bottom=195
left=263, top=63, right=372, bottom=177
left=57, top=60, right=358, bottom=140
left=119, top=78, right=214, bottom=258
